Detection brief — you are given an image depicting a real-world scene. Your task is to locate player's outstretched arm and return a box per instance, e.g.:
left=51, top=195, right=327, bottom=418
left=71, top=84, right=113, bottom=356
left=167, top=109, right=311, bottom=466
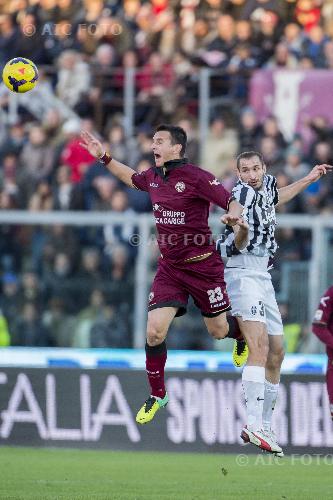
left=277, top=163, right=333, bottom=207
left=221, top=199, right=243, bottom=226
left=80, top=131, right=136, bottom=188
left=233, top=218, right=249, bottom=251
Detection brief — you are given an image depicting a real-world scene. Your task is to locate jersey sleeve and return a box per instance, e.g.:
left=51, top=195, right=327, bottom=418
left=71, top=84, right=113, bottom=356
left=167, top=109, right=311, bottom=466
left=266, top=175, right=279, bottom=205
left=312, top=288, right=333, bottom=326
left=131, top=171, right=149, bottom=192
left=231, top=182, right=256, bottom=209
left=196, top=170, right=231, bottom=210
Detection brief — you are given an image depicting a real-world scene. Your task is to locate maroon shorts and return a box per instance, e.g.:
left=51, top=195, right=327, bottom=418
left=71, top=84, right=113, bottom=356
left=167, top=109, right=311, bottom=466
left=148, top=251, right=231, bottom=317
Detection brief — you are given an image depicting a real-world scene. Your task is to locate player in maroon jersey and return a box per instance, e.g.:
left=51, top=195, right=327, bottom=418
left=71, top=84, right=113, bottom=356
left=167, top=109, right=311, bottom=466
left=80, top=124, right=248, bottom=424
left=312, top=286, right=333, bottom=421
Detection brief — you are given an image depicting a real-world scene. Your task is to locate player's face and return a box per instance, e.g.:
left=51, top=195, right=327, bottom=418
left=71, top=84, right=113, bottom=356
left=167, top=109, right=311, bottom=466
left=151, top=131, right=182, bottom=167
left=238, top=156, right=266, bottom=190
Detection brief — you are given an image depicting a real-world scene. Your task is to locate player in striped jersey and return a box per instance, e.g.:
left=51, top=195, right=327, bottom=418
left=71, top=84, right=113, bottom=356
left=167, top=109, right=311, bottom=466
left=217, top=151, right=332, bottom=455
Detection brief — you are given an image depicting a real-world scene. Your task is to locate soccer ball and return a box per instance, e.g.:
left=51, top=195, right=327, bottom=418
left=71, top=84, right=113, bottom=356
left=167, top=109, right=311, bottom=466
left=2, top=57, right=38, bottom=93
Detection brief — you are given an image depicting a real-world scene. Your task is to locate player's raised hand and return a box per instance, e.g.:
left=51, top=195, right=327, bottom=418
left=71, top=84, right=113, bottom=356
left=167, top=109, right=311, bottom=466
left=221, top=214, right=241, bottom=226
left=306, top=164, right=333, bottom=183
left=235, top=217, right=249, bottom=232
left=80, top=131, right=104, bottom=158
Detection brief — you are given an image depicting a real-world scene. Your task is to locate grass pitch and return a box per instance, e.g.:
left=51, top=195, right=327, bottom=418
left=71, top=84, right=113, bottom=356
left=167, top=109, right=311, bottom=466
left=0, top=446, right=330, bottom=499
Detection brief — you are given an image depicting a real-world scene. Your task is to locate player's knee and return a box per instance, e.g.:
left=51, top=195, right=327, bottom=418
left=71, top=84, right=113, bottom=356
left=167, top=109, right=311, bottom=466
left=146, top=322, right=167, bottom=346
left=207, top=322, right=228, bottom=340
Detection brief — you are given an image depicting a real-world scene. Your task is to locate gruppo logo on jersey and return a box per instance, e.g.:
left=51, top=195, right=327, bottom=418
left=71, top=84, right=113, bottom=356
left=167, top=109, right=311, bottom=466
left=175, top=181, right=185, bottom=192
left=153, top=203, right=185, bottom=225
left=209, top=178, right=220, bottom=186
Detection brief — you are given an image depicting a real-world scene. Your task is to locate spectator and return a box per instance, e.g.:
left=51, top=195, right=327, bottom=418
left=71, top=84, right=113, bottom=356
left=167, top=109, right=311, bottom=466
left=19, top=125, right=55, bottom=200
left=295, top=0, right=321, bottom=32
left=238, top=107, right=260, bottom=151
left=0, top=272, right=20, bottom=332
left=202, top=117, right=239, bottom=178
left=260, top=116, right=287, bottom=149
left=43, top=296, right=76, bottom=347
left=60, top=119, right=95, bottom=183
left=283, top=22, right=304, bottom=59
left=11, top=302, right=50, bottom=346
left=283, top=147, right=310, bottom=182
left=90, top=304, right=130, bottom=347
left=72, top=288, right=106, bottom=348
left=103, top=189, right=137, bottom=257
left=56, top=50, right=91, bottom=108
left=0, top=14, right=19, bottom=65
left=53, top=165, right=77, bottom=210
left=28, top=180, right=54, bottom=211
left=266, top=42, right=298, bottom=68
left=204, top=14, right=236, bottom=67
left=259, top=136, right=284, bottom=174
left=302, top=25, right=328, bottom=67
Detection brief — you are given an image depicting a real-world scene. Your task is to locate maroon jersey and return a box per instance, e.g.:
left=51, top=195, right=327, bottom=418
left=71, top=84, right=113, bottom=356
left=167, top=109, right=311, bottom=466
left=312, top=286, right=333, bottom=350
left=313, top=287, right=333, bottom=332
left=131, top=159, right=231, bottom=263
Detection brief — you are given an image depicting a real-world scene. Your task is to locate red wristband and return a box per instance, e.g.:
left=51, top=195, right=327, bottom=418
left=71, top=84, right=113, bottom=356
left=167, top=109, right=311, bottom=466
left=99, top=152, right=112, bottom=165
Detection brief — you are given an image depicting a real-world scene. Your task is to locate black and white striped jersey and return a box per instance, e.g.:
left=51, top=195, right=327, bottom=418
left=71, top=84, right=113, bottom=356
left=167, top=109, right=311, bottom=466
left=217, top=175, right=279, bottom=258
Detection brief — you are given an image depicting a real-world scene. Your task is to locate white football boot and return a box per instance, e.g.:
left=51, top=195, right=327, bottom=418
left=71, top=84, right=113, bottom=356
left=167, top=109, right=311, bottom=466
left=241, top=426, right=284, bottom=457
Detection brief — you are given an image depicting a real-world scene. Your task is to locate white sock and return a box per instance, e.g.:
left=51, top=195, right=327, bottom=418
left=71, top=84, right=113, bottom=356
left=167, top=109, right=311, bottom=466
left=242, top=365, right=265, bottom=431
left=262, top=379, right=279, bottom=431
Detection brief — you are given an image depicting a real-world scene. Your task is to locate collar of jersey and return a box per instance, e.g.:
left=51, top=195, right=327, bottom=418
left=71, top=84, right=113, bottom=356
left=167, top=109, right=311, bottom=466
left=154, top=157, right=188, bottom=179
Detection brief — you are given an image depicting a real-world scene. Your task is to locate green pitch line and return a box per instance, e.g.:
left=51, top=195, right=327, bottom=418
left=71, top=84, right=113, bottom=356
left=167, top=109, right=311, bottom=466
left=0, top=447, right=330, bottom=500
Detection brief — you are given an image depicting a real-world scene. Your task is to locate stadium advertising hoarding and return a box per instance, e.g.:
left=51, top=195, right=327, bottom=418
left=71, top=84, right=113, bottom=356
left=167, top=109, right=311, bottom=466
left=0, top=368, right=332, bottom=454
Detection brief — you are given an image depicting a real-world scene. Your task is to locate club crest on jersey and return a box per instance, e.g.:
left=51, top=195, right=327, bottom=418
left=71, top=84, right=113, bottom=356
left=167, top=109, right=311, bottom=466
left=209, top=178, right=220, bottom=186
left=175, top=181, right=185, bottom=192
left=148, top=292, right=154, bottom=303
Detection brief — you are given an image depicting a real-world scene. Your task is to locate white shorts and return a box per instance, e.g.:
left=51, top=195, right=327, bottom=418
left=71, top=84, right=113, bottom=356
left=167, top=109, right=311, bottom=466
left=224, top=267, right=283, bottom=336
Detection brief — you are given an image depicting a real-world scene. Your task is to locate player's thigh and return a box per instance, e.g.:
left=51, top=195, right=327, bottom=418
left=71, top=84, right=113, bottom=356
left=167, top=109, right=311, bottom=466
left=225, top=268, right=266, bottom=323
left=203, top=312, right=229, bottom=339
left=237, top=317, right=269, bottom=356
left=146, top=307, right=178, bottom=345
left=148, top=260, right=188, bottom=316
left=185, top=253, right=231, bottom=317
left=264, top=278, right=284, bottom=337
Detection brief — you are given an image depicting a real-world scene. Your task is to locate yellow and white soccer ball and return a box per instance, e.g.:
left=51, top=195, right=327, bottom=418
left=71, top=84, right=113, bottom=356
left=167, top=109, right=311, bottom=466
left=2, top=57, right=39, bottom=93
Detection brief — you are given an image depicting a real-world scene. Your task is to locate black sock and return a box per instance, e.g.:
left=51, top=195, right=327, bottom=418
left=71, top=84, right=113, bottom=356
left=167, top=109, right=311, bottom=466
left=145, top=340, right=167, bottom=355
left=226, top=316, right=243, bottom=340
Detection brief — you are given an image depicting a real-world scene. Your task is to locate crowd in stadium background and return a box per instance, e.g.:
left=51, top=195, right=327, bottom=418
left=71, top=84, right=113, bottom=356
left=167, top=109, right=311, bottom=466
left=0, top=0, right=333, bottom=350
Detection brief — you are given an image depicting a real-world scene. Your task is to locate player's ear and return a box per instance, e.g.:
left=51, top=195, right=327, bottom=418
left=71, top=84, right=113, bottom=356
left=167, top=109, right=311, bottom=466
left=262, top=163, right=267, bottom=174
left=174, top=143, right=182, bottom=157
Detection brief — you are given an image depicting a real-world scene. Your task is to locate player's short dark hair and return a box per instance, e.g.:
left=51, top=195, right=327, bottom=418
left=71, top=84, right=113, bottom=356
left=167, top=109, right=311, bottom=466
left=236, top=151, right=264, bottom=169
left=155, top=124, right=187, bottom=157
